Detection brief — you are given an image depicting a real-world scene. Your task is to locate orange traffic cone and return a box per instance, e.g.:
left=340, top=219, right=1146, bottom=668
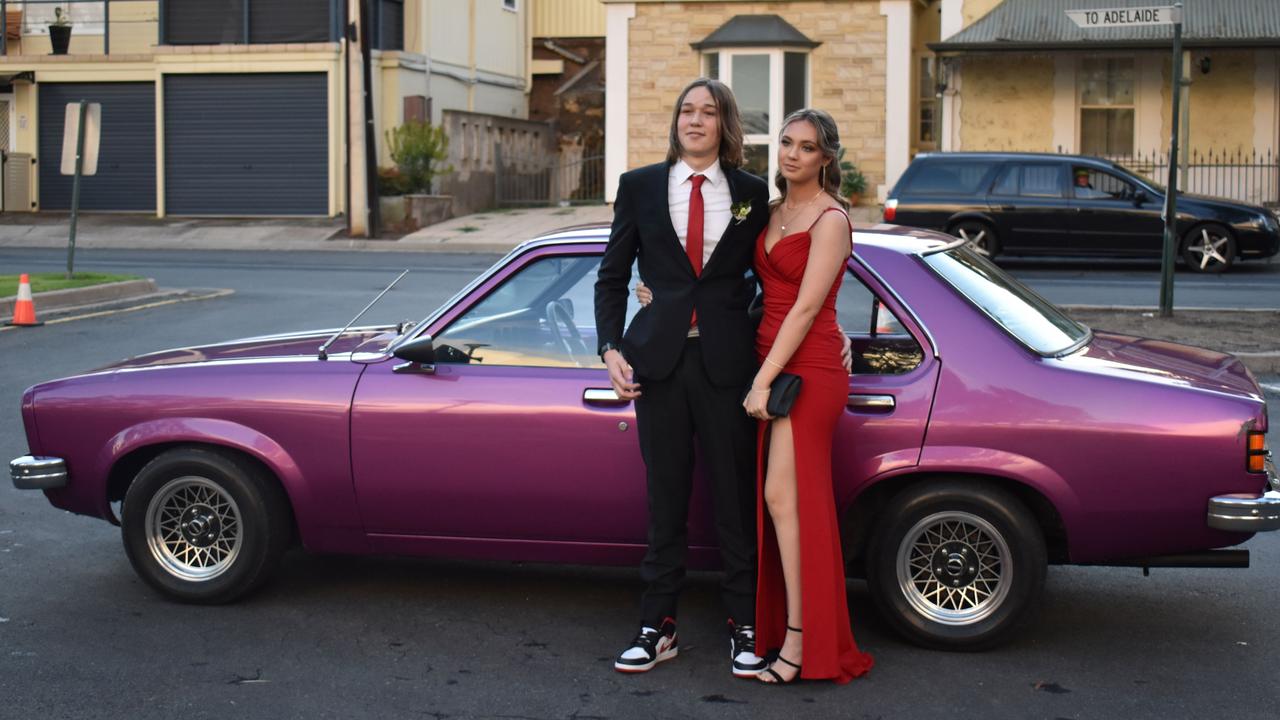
left=6, top=274, right=44, bottom=327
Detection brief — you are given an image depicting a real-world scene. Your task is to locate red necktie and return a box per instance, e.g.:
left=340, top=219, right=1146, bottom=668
left=687, top=174, right=705, bottom=327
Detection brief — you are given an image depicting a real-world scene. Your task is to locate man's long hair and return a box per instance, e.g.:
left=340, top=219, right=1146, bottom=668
left=665, top=78, right=745, bottom=170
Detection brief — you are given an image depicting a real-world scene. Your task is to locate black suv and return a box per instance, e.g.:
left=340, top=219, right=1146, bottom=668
left=884, top=152, right=1280, bottom=272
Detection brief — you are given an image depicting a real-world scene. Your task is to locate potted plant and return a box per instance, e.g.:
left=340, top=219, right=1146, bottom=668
left=837, top=148, right=868, bottom=206
left=385, top=121, right=455, bottom=229
left=48, top=7, right=72, bottom=55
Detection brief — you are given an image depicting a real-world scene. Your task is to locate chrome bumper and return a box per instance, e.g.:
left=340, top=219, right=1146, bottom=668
left=1208, top=455, right=1280, bottom=532
left=10, top=455, right=68, bottom=490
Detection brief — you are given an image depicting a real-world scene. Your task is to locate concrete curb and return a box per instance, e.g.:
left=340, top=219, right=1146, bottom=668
left=1, top=279, right=158, bottom=317
left=1236, top=353, right=1280, bottom=376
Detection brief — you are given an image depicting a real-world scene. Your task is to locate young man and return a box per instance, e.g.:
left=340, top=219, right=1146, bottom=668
left=594, top=78, right=771, bottom=677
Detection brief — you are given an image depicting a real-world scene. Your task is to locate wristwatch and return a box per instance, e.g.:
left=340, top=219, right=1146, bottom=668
left=599, top=342, right=620, bottom=361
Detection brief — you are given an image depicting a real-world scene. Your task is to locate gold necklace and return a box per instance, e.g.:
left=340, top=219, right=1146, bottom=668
left=779, top=190, right=825, bottom=232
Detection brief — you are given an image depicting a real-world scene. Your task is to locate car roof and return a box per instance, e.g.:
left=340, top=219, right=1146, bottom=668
left=913, top=151, right=1120, bottom=166
left=523, top=222, right=956, bottom=256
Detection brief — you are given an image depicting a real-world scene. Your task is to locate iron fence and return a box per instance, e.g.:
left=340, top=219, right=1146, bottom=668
left=1079, top=147, right=1280, bottom=207
left=494, top=148, right=604, bottom=207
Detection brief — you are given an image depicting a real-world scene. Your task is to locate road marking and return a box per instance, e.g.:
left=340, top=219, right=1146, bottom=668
left=0, top=289, right=233, bottom=332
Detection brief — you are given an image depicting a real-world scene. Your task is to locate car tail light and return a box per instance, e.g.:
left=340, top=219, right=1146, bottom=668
left=1247, top=431, right=1268, bottom=473
left=884, top=198, right=898, bottom=223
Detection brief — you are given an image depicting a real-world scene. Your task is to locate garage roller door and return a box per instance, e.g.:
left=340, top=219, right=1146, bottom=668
left=38, top=82, right=156, bottom=211
left=164, top=73, right=328, bottom=216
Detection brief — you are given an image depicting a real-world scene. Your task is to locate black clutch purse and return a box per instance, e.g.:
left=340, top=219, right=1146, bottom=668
left=744, top=372, right=802, bottom=417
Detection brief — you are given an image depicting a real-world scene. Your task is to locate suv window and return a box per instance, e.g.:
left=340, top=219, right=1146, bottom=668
left=903, top=159, right=998, bottom=196
left=1017, top=164, right=1064, bottom=198
left=1072, top=166, right=1137, bottom=200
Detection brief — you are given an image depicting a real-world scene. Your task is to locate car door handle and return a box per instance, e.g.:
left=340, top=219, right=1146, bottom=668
left=847, top=394, right=895, bottom=411
left=583, top=388, right=630, bottom=406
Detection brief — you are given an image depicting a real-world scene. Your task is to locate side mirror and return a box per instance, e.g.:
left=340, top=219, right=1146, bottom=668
left=392, top=335, right=436, bottom=374
left=1133, top=190, right=1148, bottom=206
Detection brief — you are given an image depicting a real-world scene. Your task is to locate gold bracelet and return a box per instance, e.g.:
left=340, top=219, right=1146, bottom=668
left=764, top=357, right=786, bottom=370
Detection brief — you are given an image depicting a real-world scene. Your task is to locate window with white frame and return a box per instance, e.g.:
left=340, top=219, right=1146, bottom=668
left=917, top=55, right=938, bottom=149
left=20, top=2, right=106, bottom=36
left=704, top=50, right=810, bottom=187
left=1078, top=58, right=1135, bottom=156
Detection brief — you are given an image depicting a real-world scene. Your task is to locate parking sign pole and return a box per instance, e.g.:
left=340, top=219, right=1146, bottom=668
left=1158, top=4, right=1183, bottom=317
left=66, top=100, right=88, bottom=281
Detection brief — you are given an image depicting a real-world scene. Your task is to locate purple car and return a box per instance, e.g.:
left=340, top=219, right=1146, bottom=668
left=11, top=225, right=1279, bottom=650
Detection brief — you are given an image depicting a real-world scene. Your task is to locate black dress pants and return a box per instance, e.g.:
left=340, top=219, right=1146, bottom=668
left=633, top=338, right=757, bottom=627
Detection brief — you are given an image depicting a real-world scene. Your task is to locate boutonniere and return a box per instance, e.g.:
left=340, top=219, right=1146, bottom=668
left=731, top=200, right=752, bottom=225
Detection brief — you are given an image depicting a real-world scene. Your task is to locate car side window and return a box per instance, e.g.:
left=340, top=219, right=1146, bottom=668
left=904, top=160, right=998, bottom=195
left=433, top=255, right=640, bottom=369
left=991, top=164, right=1019, bottom=196
left=835, top=270, right=924, bottom=375
left=1072, top=166, right=1135, bottom=201
left=1017, top=164, right=1064, bottom=198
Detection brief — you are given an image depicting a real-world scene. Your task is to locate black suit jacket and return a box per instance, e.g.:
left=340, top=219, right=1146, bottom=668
left=595, top=162, right=771, bottom=387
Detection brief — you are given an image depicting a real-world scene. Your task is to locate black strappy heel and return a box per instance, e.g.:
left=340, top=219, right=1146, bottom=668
left=758, top=625, right=802, bottom=684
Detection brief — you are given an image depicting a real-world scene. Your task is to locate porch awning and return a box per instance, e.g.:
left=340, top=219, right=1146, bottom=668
left=690, top=15, right=820, bottom=51
left=931, top=0, right=1280, bottom=53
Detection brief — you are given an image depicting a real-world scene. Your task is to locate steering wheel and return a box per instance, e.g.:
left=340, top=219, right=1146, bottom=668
left=544, top=300, right=590, bottom=363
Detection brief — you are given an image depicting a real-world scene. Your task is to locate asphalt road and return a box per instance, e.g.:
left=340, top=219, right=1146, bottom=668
left=1, top=247, right=1278, bottom=719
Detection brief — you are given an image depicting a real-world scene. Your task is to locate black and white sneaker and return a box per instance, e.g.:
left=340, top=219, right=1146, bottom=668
left=614, top=618, right=678, bottom=673
left=729, top=621, right=767, bottom=678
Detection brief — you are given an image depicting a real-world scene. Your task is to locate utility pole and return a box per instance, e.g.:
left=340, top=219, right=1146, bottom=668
left=347, top=0, right=369, bottom=237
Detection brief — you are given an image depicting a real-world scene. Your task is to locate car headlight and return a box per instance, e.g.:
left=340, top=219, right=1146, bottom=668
left=1267, top=211, right=1280, bottom=231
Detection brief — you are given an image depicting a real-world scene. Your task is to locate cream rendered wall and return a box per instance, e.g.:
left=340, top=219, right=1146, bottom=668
left=534, top=0, right=606, bottom=37
left=958, top=56, right=1055, bottom=150
left=426, top=0, right=473, bottom=67
left=11, top=1, right=158, bottom=56
left=961, top=0, right=1002, bottom=27
left=1158, top=52, right=1259, bottom=155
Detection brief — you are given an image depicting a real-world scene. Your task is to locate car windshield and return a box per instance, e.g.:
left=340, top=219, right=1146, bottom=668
left=924, top=245, right=1090, bottom=356
left=1111, top=162, right=1165, bottom=193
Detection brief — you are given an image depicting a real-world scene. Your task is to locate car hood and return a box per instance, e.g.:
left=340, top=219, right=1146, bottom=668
left=97, top=325, right=401, bottom=371
left=1066, top=331, right=1263, bottom=401
left=1176, top=192, right=1270, bottom=217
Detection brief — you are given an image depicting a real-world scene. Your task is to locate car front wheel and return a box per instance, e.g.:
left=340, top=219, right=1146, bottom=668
left=866, top=479, right=1046, bottom=650
left=1180, top=223, right=1237, bottom=273
left=121, top=447, right=292, bottom=604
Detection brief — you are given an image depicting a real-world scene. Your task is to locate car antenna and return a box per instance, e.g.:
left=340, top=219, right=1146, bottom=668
left=318, top=269, right=410, bottom=361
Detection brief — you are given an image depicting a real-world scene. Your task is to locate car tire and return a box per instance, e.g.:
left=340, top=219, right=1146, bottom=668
left=865, top=479, right=1046, bottom=651
left=121, top=446, right=293, bottom=604
left=948, top=220, right=1000, bottom=258
left=1180, top=223, right=1237, bottom=273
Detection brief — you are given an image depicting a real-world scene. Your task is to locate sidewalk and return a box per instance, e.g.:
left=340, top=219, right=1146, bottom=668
left=0, top=204, right=886, bottom=254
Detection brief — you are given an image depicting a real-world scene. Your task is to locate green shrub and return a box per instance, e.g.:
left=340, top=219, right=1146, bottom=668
left=377, top=166, right=413, bottom=196
left=385, top=121, right=453, bottom=194
left=837, top=148, right=868, bottom=197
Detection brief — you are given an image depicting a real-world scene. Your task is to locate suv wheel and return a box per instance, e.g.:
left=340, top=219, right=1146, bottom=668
left=949, top=220, right=999, bottom=258
left=1180, top=223, right=1236, bottom=273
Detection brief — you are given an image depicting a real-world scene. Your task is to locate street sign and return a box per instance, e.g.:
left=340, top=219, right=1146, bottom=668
left=1067, top=6, right=1181, bottom=29
left=60, top=102, right=100, bottom=176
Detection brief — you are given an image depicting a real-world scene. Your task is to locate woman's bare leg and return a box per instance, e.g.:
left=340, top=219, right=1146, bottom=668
left=759, top=416, right=803, bottom=682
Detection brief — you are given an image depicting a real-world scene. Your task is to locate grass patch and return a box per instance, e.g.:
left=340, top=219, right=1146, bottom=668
left=1, top=272, right=142, bottom=294
left=457, top=226, right=481, bottom=233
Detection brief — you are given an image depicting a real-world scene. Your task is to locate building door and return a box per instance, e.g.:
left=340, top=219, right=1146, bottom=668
left=163, top=73, right=328, bottom=216
left=37, top=82, right=156, bottom=211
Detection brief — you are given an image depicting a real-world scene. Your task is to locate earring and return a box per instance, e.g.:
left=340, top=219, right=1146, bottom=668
left=820, top=164, right=826, bottom=190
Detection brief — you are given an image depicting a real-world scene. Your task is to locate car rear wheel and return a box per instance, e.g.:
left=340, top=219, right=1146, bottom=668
left=1180, top=223, right=1237, bottom=273
left=121, top=447, right=292, bottom=604
left=948, top=220, right=999, bottom=258
left=866, top=479, right=1046, bottom=650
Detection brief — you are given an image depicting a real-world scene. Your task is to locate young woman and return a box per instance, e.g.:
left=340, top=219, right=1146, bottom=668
left=636, top=109, right=874, bottom=684
left=743, top=109, right=873, bottom=684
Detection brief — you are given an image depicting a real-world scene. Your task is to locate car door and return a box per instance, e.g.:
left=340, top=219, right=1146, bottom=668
left=986, top=162, right=1075, bottom=253
left=349, top=248, right=660, bottom=553
left=832, top=261, right=940, bottom=505
left=1068, top=165, right=1164, bottom=255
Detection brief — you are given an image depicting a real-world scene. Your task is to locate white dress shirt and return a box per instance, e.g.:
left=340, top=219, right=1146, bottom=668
left=668, top=158, right=732, bottom=268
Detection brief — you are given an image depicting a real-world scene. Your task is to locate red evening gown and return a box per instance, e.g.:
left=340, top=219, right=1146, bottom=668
left=753, top=206, right=874, bottom=684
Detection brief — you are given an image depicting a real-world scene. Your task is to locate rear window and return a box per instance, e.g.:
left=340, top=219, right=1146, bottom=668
left=901, top=159, right=997, bottom=196
left=924, top=245, right=1089, bottom=356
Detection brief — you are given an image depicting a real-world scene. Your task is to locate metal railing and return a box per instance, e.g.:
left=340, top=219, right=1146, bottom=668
left=1, top=0, right=119, bottom=56
left=1073, top=147, right=1280, bottom=207
left=495, top=149, right=604, bottom=207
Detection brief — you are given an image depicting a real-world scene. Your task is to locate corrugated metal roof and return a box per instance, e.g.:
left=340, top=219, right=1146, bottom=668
left=932, top=0, right=1280, bottom=52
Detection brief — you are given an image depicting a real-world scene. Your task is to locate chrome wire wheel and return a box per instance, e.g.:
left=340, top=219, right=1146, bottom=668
left=144, top=476, right=243, bottom=582
left=951, top=222, right=996, bottom=257
left=1184, top=226, right=1232, bottom=271
left=896, top=511, right=1012, bottom=626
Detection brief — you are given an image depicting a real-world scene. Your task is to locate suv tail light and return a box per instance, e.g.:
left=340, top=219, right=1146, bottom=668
left=884, top=198, right=898, bottom=223
left=1248, top=430, right=1268, bottom=473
